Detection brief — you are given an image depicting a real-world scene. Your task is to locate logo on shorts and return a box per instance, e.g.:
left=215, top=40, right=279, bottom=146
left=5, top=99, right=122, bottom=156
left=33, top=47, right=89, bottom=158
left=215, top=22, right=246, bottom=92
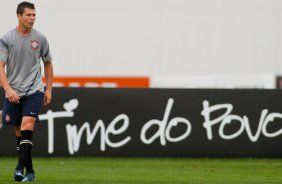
left=5, top=114, right=11, bottom=123
left=30, top=40, right=39, bottom=51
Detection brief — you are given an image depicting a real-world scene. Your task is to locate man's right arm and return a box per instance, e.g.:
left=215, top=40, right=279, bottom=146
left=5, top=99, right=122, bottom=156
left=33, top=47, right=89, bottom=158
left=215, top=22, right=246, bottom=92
left=0, top=62, right=20, bottom=103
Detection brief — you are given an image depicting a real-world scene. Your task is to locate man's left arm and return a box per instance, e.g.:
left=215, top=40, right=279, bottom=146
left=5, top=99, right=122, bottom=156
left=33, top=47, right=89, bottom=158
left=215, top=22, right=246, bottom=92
left=43, top=61, right=53, bottom=106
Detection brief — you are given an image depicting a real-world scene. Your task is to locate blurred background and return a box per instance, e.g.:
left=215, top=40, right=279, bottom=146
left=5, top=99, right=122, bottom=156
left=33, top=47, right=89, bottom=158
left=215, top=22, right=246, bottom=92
left=1, top=0, right=282, bottom=159
left=1, top=0, right=282, bottom=89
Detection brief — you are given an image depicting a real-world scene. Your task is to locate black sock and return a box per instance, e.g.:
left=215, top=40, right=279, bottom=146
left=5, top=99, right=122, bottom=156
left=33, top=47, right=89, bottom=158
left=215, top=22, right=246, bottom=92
left=19, top=130, right=34, bottom=174
left=16, top=136, right=21, bottom=150
left=15, top=136, right=24, bottom=170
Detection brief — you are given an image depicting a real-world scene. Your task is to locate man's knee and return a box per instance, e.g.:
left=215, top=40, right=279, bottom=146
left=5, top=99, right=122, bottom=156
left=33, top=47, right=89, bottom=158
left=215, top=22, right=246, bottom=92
left=21, top=117, right=36, bottom=131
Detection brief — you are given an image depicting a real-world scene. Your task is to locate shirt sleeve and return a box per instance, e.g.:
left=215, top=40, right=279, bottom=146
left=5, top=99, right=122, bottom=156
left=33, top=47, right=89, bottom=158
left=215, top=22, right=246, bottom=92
left=40, top=35, right=52, bottom=62
left=0, top=37, right=8, bottom=62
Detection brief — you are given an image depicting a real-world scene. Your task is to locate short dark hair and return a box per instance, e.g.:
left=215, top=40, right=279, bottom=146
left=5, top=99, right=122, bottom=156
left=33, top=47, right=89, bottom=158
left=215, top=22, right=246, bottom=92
left=17, top=2, right=35, bottom=15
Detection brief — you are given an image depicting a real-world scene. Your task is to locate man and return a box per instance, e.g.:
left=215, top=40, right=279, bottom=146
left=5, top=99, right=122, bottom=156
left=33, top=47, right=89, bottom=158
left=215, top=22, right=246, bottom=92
left=0, top=1, right=53, bottom=182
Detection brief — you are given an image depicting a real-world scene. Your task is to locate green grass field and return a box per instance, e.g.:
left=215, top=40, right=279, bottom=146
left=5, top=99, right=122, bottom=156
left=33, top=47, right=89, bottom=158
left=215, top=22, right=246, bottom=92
left=0, top=157, right=282, bottom=183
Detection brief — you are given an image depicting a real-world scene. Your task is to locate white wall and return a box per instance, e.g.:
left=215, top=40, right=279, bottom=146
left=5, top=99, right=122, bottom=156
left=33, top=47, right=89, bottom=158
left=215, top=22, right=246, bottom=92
left=1, top=0, right=282, bottom=76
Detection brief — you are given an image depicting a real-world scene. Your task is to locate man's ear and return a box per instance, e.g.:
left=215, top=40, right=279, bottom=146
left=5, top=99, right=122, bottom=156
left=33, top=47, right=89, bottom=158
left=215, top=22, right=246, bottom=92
left=17, top=14, right=21, bottom=20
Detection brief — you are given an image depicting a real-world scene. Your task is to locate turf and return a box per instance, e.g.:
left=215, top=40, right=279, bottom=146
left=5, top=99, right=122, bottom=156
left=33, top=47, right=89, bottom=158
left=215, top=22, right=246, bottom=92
left=0, top=157, right=282, bottom=183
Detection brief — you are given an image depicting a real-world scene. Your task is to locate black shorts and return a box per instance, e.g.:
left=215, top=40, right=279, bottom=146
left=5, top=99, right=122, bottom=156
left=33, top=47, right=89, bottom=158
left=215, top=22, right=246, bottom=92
left=2, top=92, right=44, bottom=126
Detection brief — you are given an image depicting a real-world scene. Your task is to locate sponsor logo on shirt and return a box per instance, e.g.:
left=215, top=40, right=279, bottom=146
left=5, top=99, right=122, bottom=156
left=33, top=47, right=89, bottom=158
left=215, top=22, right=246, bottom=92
left=30, top=40, right=39, bottom=51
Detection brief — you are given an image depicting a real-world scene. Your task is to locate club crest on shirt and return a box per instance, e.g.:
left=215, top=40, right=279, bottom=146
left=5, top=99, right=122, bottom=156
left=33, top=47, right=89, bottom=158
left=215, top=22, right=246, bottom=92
left=30, top=40, right=39, bottom=50
left=5, top=114, right=11, bottom=123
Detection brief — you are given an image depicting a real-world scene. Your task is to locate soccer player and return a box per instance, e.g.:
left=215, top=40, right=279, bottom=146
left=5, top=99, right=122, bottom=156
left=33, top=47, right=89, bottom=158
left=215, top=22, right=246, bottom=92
left=0, top=1, right=53, bottom=182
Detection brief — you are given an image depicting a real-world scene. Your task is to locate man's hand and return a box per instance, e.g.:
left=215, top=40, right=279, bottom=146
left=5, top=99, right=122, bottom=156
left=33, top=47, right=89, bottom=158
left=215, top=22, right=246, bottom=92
left=6, top=87, right=20, bottom=103
left=43, top=89, right=52, bottom=106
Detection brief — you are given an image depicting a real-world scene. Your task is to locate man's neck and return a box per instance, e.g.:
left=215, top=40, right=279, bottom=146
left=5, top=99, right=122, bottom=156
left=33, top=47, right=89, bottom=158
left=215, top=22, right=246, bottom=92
left=17, top=26, right=32, bottom=36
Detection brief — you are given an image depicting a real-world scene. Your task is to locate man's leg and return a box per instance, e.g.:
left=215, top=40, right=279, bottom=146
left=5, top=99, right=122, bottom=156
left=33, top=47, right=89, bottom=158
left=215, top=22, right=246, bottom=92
left=14, top=126, right=25, bottom=182
left=2, top=98, right=24, bottom=181
left=19, top=92, right=44, bottom=182
left=19, top=117, right=36, bottom=181
left=14, top=126, right=24, bottom=170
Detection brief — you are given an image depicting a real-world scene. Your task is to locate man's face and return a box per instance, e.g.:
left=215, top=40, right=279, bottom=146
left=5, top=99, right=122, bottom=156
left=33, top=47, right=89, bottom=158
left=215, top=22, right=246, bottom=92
left=17, top=8, right=36, bottom=29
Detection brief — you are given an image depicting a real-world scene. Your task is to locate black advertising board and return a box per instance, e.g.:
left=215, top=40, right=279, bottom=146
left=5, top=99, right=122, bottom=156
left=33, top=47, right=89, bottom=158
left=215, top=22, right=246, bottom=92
left=1, top=88, right=282, bottom=157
